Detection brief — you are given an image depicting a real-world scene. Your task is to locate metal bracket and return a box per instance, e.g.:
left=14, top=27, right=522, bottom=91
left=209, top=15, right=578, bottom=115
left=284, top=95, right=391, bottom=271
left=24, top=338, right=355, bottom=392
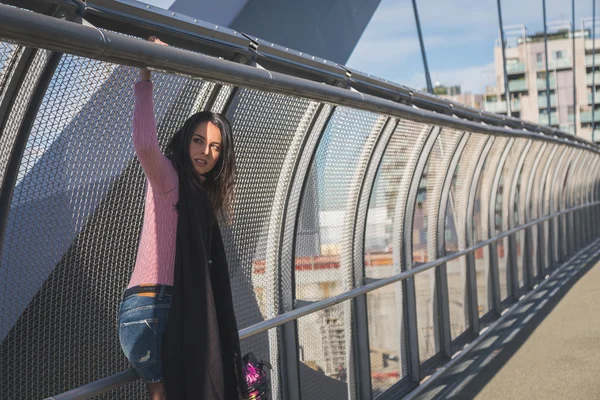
left=333, top=65, right=353, bottom=89
left=238, top=32, right=259, bottom=66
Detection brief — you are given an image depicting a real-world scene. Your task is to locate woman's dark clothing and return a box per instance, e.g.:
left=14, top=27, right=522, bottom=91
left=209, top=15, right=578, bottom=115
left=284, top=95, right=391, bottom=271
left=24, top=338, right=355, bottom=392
left=162, top=182, right=246, bottom=399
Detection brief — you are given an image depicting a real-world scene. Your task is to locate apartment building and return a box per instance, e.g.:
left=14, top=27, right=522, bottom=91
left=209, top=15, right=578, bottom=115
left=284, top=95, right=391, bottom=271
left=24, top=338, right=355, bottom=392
left=485, top=23, right=600, bottom=142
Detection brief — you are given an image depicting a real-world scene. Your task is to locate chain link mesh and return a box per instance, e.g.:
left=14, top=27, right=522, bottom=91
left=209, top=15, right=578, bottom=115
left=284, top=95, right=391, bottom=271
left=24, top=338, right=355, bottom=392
left=446, top=133, right=488, bottom=322
left=517, top=141, right=543, bottom=288
left=294, top=107, right=385, bottom=398
left=364, top=120, right=430, bottom=395
left=298, top=302, right=352, bottom=400
left=413, top=129, right=461, bottom=360
left=0, top=27, right=597, bottom=400
left=0, top=53, right=217, bottom=399
left=473, top=137, right=509, bottom=317
left=496, top=139, right=527, bottom=301
left=530, top=144, right=555, bottom=277
left=223, top=88, right=319, bottom=399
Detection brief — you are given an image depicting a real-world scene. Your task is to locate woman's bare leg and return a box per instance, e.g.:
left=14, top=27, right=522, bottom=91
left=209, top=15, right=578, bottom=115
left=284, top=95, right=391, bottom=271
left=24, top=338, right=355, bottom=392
left=147, top=383, right=166, bottom=400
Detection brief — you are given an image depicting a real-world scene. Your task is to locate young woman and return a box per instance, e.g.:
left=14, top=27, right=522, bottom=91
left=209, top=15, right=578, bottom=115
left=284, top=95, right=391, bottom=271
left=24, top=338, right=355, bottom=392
left=118, top=36, right=245, bottom=400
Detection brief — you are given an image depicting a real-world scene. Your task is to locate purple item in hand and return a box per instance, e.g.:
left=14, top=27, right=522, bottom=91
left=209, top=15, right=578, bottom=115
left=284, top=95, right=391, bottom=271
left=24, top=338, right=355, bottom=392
left=243, top=352, right=271, bottom=400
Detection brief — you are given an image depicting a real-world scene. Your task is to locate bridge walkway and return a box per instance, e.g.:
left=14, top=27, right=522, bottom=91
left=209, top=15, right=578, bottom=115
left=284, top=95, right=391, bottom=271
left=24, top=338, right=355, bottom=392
left=412, top=241, right=600, bottom=400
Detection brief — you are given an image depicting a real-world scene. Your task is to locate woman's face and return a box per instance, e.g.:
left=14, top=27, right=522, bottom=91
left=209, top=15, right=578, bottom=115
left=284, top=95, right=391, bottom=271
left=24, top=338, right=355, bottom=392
left=189, top=121, right=222, bottom=176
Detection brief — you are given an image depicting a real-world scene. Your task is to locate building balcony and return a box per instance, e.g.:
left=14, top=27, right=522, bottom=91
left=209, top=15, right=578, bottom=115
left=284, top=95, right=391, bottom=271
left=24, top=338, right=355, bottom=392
left=536, top=58, right=572, bottom=70
left=586, top=72, right=600, bottom=85
left=580, top=110, right=600, bottom=123
left=538, top=94, right=557, bottom=108
left=509, top=79, right=528, bottom=92
left=588, top=91, right=600, bottom=104
left=559, top=124, right=576, bottom=134
left=537, top=77, right=556, bottom=90
left=506, top=62, right=526, bottom=74
left=539, top=112, right=559, bottom=125
left=585, top=40, right=600, bottom=51
left=483, top=99, right=521, bottom=113
left=585, top=54, right=600, bottom=66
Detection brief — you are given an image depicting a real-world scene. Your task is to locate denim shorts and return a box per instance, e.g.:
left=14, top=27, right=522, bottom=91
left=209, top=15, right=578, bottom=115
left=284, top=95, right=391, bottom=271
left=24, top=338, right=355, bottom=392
left=118, top=285, right=172, bottom=383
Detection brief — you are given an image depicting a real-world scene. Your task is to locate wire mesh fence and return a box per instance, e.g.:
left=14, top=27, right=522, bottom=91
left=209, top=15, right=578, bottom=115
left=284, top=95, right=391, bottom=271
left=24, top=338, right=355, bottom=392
left=1, top=4, right=600, bottom=400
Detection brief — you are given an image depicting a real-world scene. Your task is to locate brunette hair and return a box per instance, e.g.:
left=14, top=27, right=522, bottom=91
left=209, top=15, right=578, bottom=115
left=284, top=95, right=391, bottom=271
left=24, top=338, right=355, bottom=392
left=166, top=111, right=236, bottom=222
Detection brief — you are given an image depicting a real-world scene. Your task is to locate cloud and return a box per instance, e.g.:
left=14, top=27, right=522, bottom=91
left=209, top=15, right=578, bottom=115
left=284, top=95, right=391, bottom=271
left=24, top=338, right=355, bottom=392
left=346, top=0, right=592, bottom=93
left=347, top=35, right=446, bottom=67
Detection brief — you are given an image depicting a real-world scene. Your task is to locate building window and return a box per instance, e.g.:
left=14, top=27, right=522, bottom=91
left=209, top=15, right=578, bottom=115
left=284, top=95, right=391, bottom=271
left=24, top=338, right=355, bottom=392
left=554, top=50, right=565, bottom=59
left=536, top=53, right=543, bottom=63
left=568, top=105, right=575, bottom=115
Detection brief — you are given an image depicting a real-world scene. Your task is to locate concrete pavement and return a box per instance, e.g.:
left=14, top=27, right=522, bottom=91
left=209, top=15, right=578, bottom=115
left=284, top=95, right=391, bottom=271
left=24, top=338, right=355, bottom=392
left=411, top=242, right=600, bottom=400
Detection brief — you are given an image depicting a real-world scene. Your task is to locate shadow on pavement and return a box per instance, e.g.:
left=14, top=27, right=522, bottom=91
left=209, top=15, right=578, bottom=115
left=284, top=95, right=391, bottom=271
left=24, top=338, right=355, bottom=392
left=412, top=242, right=600, bottom=400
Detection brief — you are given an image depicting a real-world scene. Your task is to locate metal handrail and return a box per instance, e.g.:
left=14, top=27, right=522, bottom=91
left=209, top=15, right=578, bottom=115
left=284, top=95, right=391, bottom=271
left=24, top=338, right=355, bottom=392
left=44, top=202, right=600, bottom=399
left=1, top=3, right=595, bottom=399
left=7, top=0, right=589, bottom=145
left=0, top=4, right=597, bottom=152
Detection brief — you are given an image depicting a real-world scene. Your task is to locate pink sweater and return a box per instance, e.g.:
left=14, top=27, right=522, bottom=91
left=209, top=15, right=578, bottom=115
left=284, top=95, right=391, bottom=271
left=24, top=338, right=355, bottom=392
left=127, top=80, right=179, bottom=288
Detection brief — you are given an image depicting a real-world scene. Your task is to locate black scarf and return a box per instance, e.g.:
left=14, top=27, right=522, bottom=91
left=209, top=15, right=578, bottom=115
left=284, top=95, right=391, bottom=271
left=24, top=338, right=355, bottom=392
left=163, top=180, right=246, bottom=399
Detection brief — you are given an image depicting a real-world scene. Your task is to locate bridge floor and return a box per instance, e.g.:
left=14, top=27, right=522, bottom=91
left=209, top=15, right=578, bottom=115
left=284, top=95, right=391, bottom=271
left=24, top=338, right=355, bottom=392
left=413, top=242, right=600, bottom=400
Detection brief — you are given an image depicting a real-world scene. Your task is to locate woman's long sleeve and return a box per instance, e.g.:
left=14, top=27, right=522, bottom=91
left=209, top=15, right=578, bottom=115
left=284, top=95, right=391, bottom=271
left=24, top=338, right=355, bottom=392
left=133, top=80, right=177, bottom=194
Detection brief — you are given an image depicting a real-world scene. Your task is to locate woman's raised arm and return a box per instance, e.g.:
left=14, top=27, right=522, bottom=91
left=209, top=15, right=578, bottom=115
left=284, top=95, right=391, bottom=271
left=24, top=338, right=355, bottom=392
left=132, top=37, right=176, bottom=194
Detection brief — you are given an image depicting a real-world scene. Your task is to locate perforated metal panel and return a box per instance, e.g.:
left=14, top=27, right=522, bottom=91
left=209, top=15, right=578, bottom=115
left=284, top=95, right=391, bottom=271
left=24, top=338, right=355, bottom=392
left=473, top=137, right=509, bottom=317
left=496, top=139, right=527, bottom=301
left=529, top=144, right=555, bottom=277
left=364, top=120, right=430, bottom=395
left=367, top=285, right=406, bottom=397
left=413, top=129, right=461, bottom=360
left=445, top=133, right=488, bottom=329
left=0, top=51, right=217, bottom=398
left=295, top=107, right=385, bottom=299
left=298, top=302, right=351, bottom=400
left=0, top=16, right=599, bottom=400
left=224, top=88, right=319, bottom=399
left=517, top=141, right=544, bottom=287
left=294, top=106, right=385, bottom=399
left=544, top=147, right=570, bottom=268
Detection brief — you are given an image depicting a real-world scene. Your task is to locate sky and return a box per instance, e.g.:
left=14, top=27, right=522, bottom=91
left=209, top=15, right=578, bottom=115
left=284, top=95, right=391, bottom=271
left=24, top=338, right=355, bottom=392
left=347, top=0, right=596, bottom=94
left=136, top=0, right=596, bottom=94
